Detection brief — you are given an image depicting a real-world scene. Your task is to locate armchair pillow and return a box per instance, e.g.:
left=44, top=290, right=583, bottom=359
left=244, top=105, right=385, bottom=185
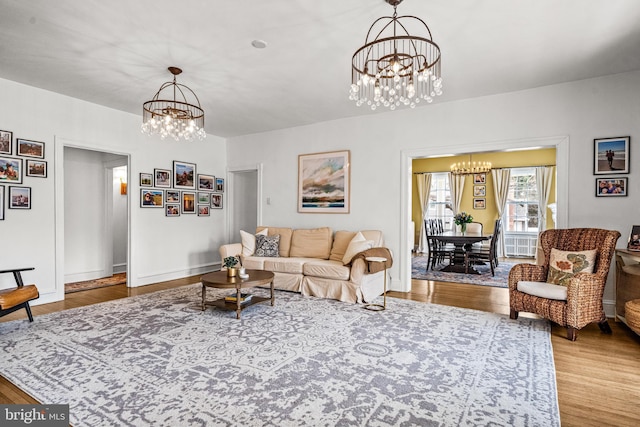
left=546, top=248, right=597, bottom=286
left=240, top=228, right=268, bottom=257
left=342, top=232, right=374, bottom=265
left=255, top=234, right=280, bottom=257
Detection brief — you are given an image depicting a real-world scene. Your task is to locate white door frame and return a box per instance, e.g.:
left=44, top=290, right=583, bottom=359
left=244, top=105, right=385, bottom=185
left=399, top=135, right=569, bottom=293
left=226, top=163, right=263, bottom=243
left=54, top=136, right=131, bottom=301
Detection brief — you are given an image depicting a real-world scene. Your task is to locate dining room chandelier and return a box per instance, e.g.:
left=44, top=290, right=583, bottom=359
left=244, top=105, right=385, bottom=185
left=349, top=0, right=442, bottom=111
left=141, top=67, right=206, bottom=141
left=450, top=159, right=492, bottom=175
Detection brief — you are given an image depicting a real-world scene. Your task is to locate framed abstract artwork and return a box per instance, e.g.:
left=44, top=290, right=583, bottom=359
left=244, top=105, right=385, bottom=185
left=298, top=150, right=350, bottom=213
left=594, top=136, right=629, bottom=175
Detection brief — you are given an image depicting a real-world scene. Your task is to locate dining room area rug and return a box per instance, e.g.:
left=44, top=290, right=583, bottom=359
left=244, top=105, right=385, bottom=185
left=411, top=255, right=516, bottom=288
left=0, top=284, right=559, bottom=427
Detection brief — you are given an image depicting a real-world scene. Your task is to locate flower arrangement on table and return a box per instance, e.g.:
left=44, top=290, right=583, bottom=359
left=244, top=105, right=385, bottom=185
left=223, top=255, right=242, bottom=269
left=453, top=212, right=473, bottom=233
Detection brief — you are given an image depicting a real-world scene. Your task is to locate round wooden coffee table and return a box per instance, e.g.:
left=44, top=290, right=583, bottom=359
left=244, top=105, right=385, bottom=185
left=200, top=269, right=275, bottom=319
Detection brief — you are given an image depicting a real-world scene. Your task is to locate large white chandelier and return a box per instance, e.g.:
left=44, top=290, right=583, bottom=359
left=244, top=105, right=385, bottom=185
left=350, top=0, right=442, bottom=111
left=142, top=67, right=206, bottom=141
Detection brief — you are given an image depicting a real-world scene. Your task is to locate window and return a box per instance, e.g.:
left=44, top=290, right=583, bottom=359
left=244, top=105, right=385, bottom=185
left=504, top=168, right=539, bottom=257
left=426, top=173, right=453, bottom=230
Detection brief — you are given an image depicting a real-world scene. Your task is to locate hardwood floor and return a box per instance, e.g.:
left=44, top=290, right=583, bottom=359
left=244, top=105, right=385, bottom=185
left=2, top=275, right=639, bottom=426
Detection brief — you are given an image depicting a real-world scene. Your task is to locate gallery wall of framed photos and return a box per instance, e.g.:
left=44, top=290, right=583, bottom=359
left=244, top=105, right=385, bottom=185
left=139, top=159, right=224, bottom=217
left=0, top=129, right=47, bottom=220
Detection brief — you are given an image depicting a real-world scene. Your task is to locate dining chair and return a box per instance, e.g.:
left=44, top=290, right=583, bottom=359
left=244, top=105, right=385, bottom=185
left=465, top=224, right=499, bottom=276
left=465, top=222, right=483, bottom=234
left=425, top=219, right=454, bottom=270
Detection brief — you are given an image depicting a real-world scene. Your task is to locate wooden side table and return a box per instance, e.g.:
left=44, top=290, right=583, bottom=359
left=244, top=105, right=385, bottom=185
left=363, top=257, right=388, bottom=311
left=614, top=249, right=640, bottom=331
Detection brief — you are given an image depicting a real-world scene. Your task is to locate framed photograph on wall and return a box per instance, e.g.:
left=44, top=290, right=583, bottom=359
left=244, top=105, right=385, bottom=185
left=166, top=204, right=180, bottom=217
left=0, top=185, right=4, bottom=220
left=198, top=205, right=210, bottom=216
left=215, top=177, right=225, bottom=192
left=9, top=186, right=30, bottom=209
left=627, top=225, right=640, bottom=251
left=140, top=173, right=153, bottom=187
left=211, top=193, right=223, bottom=209
left=173, top=160, right=196, bottom=189
left=0, top=156, right=23, bottom=184
left=166, top=190, right=180, bottom=203
left=298, top=150, right=350, bottom=213
left=181, top=191, right=196, bottom=214
left=0, top=130, right=12, bottom=155
left=140, top=189, right=164, bottom=207
left=594, top=136, right=629, bottom=174
left=473, top=185, right=486, bottom=197
left=154, top=168, right=171, bottom=188
left=198, top=174, right=215, bottom=191
left=473, top=174, right=486, bottom=184
left=473, top=198, right=486, bottom=209
left=26, top=160, right=47, bottom=178
left=197, top=192, right=210, bottom=205
left=16, top=139, right=45, bottom=159
left=595, top=177, right=627, bottom=197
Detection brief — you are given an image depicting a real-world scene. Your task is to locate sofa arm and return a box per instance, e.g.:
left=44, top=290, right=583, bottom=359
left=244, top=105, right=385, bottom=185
left=219, top=243, right=243, bottom=265
left=349, top=258, right=369, bottom=284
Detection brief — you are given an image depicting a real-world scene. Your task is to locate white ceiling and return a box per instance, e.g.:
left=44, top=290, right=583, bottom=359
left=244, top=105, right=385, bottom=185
left=1, top=0, right=640, bottom=138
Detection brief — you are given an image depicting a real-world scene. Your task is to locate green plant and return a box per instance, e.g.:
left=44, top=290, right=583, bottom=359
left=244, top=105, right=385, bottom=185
left=453, top=212, right=473, bottom=225
left=223, top=256, right=239, bottom=269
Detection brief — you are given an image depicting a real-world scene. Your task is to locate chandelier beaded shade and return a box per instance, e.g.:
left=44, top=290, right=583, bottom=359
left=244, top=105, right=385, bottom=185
left=142, top=67, right=206, bottom=141
left=350, top=0, right=442, bottom=111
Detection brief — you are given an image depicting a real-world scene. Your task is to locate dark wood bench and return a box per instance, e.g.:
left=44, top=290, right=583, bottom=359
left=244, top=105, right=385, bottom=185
left=0, top=267, right=39, bottom=322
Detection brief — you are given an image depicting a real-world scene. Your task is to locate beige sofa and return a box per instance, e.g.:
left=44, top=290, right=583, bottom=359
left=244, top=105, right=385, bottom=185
left=219, top=226, right=387, bottom=303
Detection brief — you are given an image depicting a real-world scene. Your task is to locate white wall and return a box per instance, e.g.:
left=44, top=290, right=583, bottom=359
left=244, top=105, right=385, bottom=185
left=227, top=70, right=640, bottom=317
left=0, top=77, right=227, bottom=305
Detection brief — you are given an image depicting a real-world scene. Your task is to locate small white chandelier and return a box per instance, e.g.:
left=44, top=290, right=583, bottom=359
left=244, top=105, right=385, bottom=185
left=142, top=67, right=206, bottom=141
left=350, top=0, right=442, bottom=111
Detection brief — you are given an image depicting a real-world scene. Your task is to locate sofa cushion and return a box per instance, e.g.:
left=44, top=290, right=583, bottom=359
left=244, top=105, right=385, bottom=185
left=329, top=230, right=357, bottom=262
left=255, top=234, right=280, bottom=257
left=240, top=228, right=268, bottom=257
left=257, top=226, right=293, bottom=257
left=289, top=227, right=333, bottom=259
left=342, top=232, right=374, bottom=265
left=517, top=280, right=567, bottom=301
left=303, top=260, right=350, bottom=281
left=547, top=248, right=597, bottom=286
left=360, top=230, right=384, bottom=247
left=263, top=257, right=311, bottom=274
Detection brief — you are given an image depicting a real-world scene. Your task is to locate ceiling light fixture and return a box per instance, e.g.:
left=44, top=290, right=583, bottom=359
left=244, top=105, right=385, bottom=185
left=141, top=67, right=206, bottom=141
left=450, top=155, right=492, bottom=176
left=350, top=0, right=442, bottom=111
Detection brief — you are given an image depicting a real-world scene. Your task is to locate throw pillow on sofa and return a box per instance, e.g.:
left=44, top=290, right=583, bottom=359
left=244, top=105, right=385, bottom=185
left=255, top=234, right=280, bottom=257
left=240, top=228, right=268, bottom=257
left=342, top=232, right=374, bottom=265
left=546, top=248, right=597, bottom=286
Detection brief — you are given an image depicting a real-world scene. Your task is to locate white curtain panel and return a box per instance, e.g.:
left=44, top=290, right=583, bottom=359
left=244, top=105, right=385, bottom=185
left=491, top=168, right=511, bottom=257
left=536, top=166, right=555, bottom=232
left=448, top=173, right=466, bottom=230
left=416, top=173, right=432, bottom=253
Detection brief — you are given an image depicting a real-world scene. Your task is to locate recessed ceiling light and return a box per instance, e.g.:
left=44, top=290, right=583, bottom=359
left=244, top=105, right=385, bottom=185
left=251, top=40, right=267, bottom=49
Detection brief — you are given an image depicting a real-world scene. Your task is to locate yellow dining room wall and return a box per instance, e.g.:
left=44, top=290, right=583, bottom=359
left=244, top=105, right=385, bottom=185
left=412, top=148, right=557, bottom=245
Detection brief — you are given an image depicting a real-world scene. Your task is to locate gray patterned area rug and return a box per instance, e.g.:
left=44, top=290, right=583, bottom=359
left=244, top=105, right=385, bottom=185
left=0, top=285, right=559, bottom=427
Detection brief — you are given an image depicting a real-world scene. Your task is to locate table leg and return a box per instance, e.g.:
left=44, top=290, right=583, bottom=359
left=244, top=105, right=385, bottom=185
left=201, top=284, right=206, bottom=311
left=270, top=280, right=275, bottom=306
left=236, top=287, right=242, bottom=320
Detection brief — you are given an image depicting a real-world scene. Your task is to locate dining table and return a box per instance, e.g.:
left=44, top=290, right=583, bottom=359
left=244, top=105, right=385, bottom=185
left=431, top=231, right=493, bottom=274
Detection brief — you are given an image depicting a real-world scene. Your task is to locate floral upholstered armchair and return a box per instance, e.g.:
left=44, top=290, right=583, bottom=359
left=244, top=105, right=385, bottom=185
left=508, top=228, right=621, bottom=341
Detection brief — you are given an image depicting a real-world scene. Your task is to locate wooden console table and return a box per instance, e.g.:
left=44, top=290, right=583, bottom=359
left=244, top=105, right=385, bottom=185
left=614, top=249, right=640, bottom=330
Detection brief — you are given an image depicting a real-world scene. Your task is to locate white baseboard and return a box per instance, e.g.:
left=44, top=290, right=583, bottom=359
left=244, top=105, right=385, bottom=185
left=113, top=263, right=127, bottom=274
left=64, top=269, right=107, bottom=283
left=132, top=262, right=220, bottom=287
left=604, top=298, right=616, bottom=319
